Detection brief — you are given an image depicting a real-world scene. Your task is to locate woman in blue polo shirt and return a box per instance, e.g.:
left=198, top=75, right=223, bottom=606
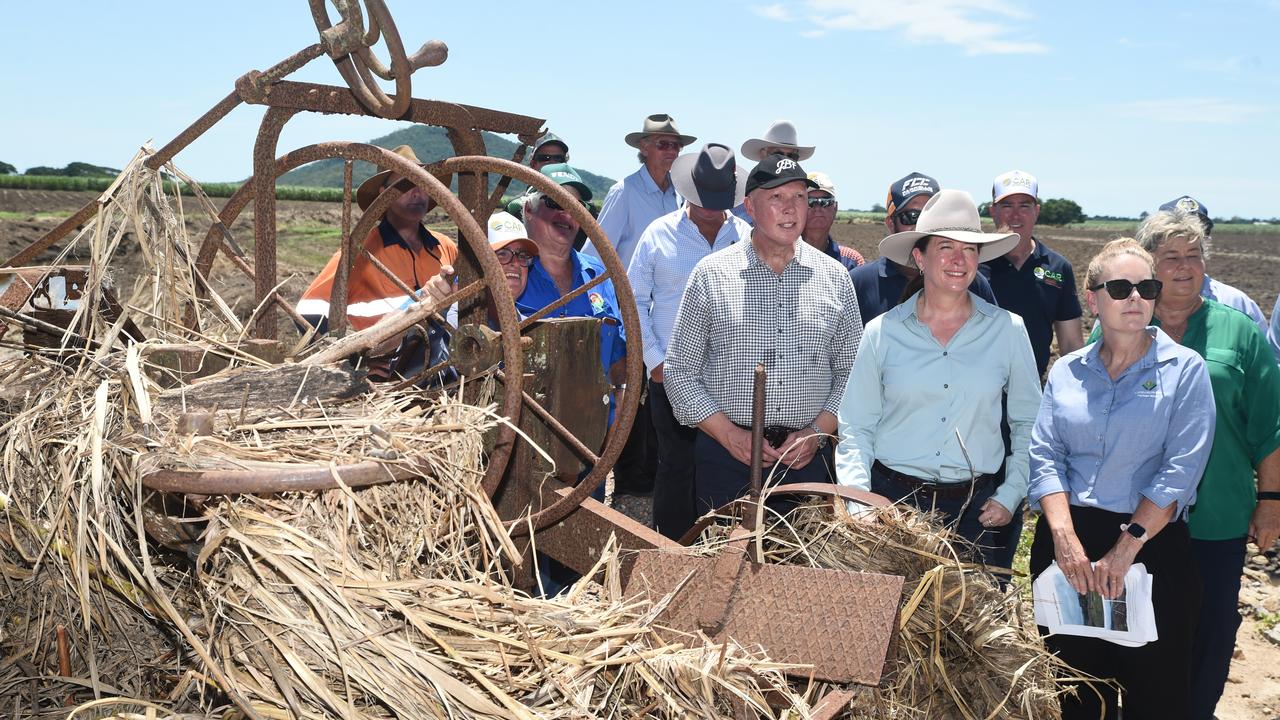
left=1029, top=238, right=1215, bottom=720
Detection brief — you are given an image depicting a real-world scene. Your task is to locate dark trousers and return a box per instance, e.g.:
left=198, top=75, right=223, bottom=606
left=869, top=462, right=998, bottom=565
left=1030, top=506, right=1201, bottom=720
left=693, top=430, right=834, bottom=516
left=1189, top=536, right=1247, bottom=720
left=648, top=381, right=697, bottom=540
left=613, top=379, right=657, bottom=493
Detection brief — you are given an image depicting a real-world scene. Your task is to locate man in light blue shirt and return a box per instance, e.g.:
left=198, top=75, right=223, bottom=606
left=1270, top=294, right=1280, bottom=365
left=587, top=114, right=696, bottom=496
left=628, top=143, right=750, bottom=539
left=587, top=114, right=696, bottom=269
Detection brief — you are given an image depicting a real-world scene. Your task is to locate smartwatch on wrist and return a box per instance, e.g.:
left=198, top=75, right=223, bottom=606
left=1259, top=491, right=1280, bottom=502
left=1120, top=522, right=1148, bottom=544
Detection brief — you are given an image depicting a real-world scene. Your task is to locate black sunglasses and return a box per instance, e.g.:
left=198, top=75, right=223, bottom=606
left=533, top=153, right=566, bottom=163
left=807, top=197, right=836, bottom=209
left=894, top=208, right=922, bottom=226
left=1089, top=278, right=1163, bottom=300
left=540, top=194, right=584, bottom=213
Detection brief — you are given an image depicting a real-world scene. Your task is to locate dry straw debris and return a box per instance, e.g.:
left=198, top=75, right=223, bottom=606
left=1, top=148, right=1072, bottom=719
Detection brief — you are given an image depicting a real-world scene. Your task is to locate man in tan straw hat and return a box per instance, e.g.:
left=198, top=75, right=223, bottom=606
left=588, top=113, right=696, bottom=495
left=297, top=145, right=457, bottom=376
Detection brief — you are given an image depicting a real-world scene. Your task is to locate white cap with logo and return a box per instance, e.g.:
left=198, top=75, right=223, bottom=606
left=992, top=170, right=1039, bottom=203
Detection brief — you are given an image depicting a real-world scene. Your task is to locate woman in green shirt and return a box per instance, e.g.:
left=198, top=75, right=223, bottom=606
left=1132, top=209, right=1280, bottom=719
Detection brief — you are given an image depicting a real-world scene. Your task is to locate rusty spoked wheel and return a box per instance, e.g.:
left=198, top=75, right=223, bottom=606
left=436, top=155, right=645, bottom=536
left=309, top=0, right=412, bottom=119
left=149, top=142, right=524, bottom=497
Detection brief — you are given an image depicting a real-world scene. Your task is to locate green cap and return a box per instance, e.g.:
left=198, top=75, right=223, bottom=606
left=539, top=163, right=592, bottom=202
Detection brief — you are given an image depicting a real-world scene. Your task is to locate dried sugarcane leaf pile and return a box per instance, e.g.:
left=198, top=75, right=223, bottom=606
left=0, top=150, right=814, bottom=718
left=688, top=501, right=1074, bottom=719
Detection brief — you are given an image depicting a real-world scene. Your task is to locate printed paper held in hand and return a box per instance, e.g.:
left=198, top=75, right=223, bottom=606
left=1032, top=562, right=1156, bottom=647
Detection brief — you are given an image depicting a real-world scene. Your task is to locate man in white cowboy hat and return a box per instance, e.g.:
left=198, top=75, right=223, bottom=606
left=664, top=154, right=862, bottom=516
left=979, top=170, right=1084, bottom=379
left=589, top=113, right=696, bottom=494
left=296, top=144, right=458, bottom=379
left=733, top=120, right=815, bottom=225
left=850, top=171, right=997, bottom=322
left=802, top=171, right=864, bottom=272
left=627, top=142, right=751, bottom=539
left=836, top=189, right=1040, bottom=564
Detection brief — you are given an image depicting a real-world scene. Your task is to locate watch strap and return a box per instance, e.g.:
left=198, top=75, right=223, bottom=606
left=1258, top=491, right=1280, bottom=502
left=1120, top=522, right=1148, bottom=543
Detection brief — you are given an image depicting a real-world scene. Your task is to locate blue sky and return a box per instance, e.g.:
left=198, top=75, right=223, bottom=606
left=5, top=0, right=1278, bottom=218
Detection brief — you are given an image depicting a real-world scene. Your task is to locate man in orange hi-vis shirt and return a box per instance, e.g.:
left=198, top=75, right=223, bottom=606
left=297, top=145, right=458, bottom=334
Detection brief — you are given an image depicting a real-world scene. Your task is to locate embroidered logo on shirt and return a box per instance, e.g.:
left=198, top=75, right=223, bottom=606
left=589, top=292, right=606, bottom=314
left=1033, top=265, right=1063, bottom=287
left=1142, top=380, right=1156, bottom=391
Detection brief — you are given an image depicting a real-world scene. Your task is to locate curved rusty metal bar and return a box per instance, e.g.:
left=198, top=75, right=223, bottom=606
left=142, top=459, right=419, bottom=495
left=251, top=106, right=301, bottom=339
left=309, top=0, right=412, bottom=119
left=436, top=156, right=645, bottom=535
left=675, top=485, right=894, bottom=547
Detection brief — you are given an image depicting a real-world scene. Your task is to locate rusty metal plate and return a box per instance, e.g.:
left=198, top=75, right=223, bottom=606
left=624, top=550, right=903, bottom=686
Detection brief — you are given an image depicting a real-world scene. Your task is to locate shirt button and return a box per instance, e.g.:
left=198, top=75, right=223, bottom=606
left=935, top=451, right=941, bottom=456
left=943, top=384, right=949, bottom=389
left=942, top=351, right=948, bottom=356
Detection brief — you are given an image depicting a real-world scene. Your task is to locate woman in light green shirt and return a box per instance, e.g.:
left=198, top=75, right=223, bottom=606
left=836, top=190, right=1042, bottom=564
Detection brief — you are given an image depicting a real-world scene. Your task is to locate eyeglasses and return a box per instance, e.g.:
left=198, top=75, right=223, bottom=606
left=495, top=248, right=534, bottom=267
left=648, top=138, right=683, bottom=151
left=769, top=149, right=802, bottom=161
left=533, top=153, right=566, bottom=163
left=807, top=197, right=837, bottom=209
left=894, top=208, right=922, bottom=226
left=1089, top=278, right=1163, bottom=300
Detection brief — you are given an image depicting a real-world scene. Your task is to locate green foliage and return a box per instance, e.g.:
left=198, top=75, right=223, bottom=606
left=1039, top=198, right=1085, bottom=225
left=0, top=174, right=342, bottom=202
left=0, top=161, right=15, bottom=175
left=21, top=161, right=119, bottom=177
left=870, top=203, right=886, bottom=213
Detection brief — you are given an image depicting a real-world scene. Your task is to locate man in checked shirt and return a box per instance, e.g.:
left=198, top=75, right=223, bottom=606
left=663, top=154, right=864, bottom=515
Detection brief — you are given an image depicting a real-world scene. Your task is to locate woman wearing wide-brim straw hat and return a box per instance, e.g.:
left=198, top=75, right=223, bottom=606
left=1026, top=237, right=1217, bottom=719
left=834, top=189, right=1042, bottom=564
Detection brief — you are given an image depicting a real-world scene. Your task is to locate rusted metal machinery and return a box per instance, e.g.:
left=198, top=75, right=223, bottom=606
left=1, top=2, right=903, bottom=714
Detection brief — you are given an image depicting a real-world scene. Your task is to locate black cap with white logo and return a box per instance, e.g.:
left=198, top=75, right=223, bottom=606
left=745, top=153, right=819, bottom=195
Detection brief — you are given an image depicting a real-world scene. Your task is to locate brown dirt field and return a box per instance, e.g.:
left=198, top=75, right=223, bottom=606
left=4, top=190, right=1279, bottom=718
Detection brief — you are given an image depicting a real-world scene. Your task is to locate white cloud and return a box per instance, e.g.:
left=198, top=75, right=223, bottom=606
left=1113, top=98, right=1269, bottom=125
left=797, top=0, right=1048, bottom=54
left=751, top=4, right=795, bottom=22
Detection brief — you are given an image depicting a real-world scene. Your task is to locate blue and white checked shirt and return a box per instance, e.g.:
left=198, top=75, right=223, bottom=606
left=585, top=166, right=682, bottom=270
left=664, top=238, right=862, bottom=430
left=1027, top=327, right=1216, bottom=518
left=627, top=208, right=751, bottom=373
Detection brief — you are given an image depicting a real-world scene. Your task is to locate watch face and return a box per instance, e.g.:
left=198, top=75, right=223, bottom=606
left=1125, top=522, right=1147, bottom=539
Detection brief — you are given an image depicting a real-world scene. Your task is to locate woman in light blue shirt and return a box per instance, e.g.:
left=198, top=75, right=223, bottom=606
left=1027, top=239, right=1215, bottom=720
left=836, top=190, right=1042, bottom=563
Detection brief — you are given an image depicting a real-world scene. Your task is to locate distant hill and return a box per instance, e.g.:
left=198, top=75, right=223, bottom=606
left=276, top=125, right=615, bottom=199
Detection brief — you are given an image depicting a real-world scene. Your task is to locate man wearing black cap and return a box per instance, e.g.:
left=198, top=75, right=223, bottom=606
left=850, top=172, right=997, bottom=322
left=507, top=132, right=572, bottom=219
left=1160, top=195, right=1268, bottom=335
left=663, top=154, right=863, bottom=514
left=628, top=143, right=751, bottom=539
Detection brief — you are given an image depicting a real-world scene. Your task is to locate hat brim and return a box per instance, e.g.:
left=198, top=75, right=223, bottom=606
left=624, top=131, right=698, bottom=149
left=878, top=229, right=1019, bottom=266
left=355, top=166, right=451, bottom=212
left=740, top=138, right=815, bottom=161
left=490, top=237, right=538, bottom=255
left=747, top=175, right=820, bottom=196
left=669, top=153, right=749, bottom=211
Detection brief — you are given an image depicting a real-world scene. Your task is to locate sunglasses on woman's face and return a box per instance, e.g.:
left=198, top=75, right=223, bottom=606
left=540, top=194, right=584, bottom=213
left=1089, top=278, right=1163, bottom=300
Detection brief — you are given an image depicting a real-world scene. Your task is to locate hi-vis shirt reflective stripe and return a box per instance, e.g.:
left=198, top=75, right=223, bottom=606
left=298, top=219, right=458, bottom=332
